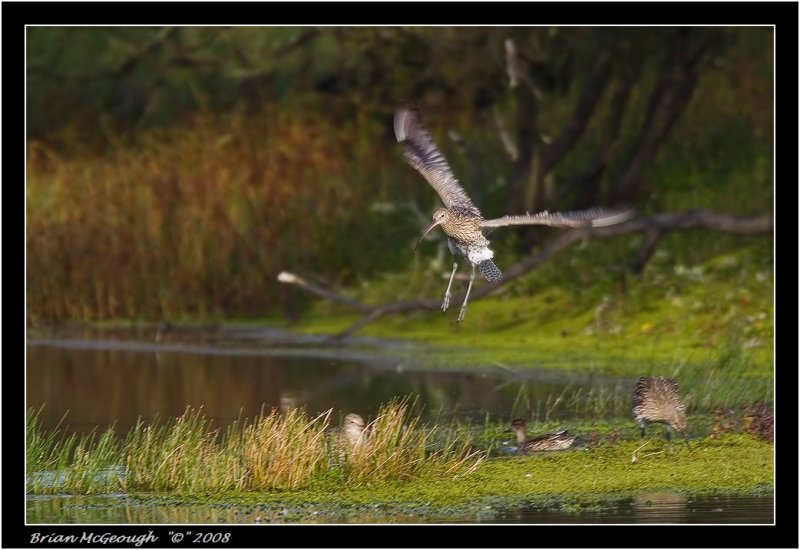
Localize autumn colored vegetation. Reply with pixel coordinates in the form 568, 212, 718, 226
26, 27, 773, 324
27, 398, 483, 494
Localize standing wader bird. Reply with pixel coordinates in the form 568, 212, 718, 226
394, 107, 633, 322
632, 376, 691, 450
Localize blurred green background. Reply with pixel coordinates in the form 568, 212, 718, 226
26, 26, 773, 326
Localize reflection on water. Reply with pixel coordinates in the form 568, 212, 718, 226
633, 491, 688, 523
489, 493, 773, 524
26, 493, 773, 524
25, 332, 773, 526
26, 336, 628, 436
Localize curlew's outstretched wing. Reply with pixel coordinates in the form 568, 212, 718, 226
481, 207, 633, 229
394, 107, 480, 215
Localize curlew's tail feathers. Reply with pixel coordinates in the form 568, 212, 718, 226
479, 260, 503, 282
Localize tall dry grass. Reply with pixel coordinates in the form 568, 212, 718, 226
241, 408, 332, 490
122, 406, 333, 493
27, 400, 483, 495
335, 397, 484, 486
26, 107, 395, 324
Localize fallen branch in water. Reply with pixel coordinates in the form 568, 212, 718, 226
278, 209, 772, 340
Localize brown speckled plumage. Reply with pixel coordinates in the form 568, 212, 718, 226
508, 419, 577, 453
632, 377, 689, 444
342, 413, 368, 447
394, 106, 633, 322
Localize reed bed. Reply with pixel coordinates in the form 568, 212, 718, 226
241, 408, 332, 491
27, 408, 122, 494
26, 107, 402, 324
336, 398, 483, 486
26, 400, 484, 495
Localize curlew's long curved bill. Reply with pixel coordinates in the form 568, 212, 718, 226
394, 107, 481, 216
481, 207, 634, 229
414, 218, 443, 251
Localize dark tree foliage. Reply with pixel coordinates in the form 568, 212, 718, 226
26, 27, 749, 204
25, 27, 773, 321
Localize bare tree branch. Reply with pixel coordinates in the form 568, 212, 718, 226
233, 28, 320, 85
549, 63, 638, 208
612, 29, 719, 201
504, 34, 546, 215
115, 27, 179, 79
27, 27, 179, 85
277, 272, 370, 313
278, 209, 772, 339
449, 129, 483, 206
492, 108, 519, 161
629, 228, 664, 275
542, 51, 613, 172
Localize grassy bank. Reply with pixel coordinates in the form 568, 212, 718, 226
181, 435, 772, 506
29, 239, 773, 411
279, 240, 774, 410
92, 434, 773, 523
27, 400, 482, 495
28, 399, 773, 515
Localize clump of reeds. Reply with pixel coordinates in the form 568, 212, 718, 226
27, 408, 122, 494
121, 406, 334, 493
123, 408, 242, 493
240, 407, 332, 490
335, 398, 484, 486
27, 399, 483, 495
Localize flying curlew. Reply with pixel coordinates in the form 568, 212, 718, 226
394, 106, 632, 322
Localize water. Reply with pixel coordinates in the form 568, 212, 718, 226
491, 493, 774, 524
26, 328, 629, 435
25, 328, 773, 525
26, 493, 773, 524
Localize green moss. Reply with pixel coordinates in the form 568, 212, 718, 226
134, 434, 772, 516
283, 244, 773, 396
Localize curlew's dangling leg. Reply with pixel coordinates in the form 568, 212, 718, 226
457, 264, 477, 322
442, 262, 458, 312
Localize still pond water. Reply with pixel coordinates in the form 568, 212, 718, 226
25, 328, 773, 524
27, 493, 772, 524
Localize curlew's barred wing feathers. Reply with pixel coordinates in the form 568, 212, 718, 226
481, 207, 633, 229
394, 107, 480, 215
632, 376, 685, 412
